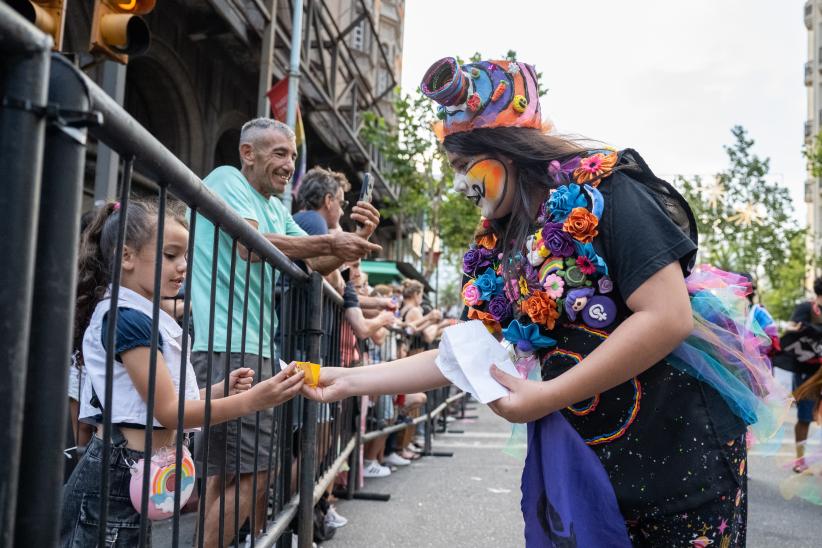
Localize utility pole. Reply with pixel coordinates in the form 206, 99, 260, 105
92, 61, 125, 207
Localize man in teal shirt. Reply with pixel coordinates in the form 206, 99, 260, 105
191, 118, 380, 546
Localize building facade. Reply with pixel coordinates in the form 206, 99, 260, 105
806, 0, 822, 281
58, 0, 409, 258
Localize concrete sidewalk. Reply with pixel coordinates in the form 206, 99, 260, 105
325, 402, 525, 547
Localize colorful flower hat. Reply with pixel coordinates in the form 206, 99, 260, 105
420, 57, 543, 138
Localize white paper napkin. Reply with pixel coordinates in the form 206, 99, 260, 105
435, 321, 520, 403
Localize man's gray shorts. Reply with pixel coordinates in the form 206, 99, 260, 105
192, 351, 276, 476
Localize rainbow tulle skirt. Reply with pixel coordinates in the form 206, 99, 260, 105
669, 265, 792, 443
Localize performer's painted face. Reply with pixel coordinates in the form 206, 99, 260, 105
448, 153, 515, 219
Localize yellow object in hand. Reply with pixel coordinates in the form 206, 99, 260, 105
294, 361, 321, 388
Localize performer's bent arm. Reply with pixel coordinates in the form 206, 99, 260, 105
304, 262, 691, 422
488, 261, 693, 422
302, 349, 449, 402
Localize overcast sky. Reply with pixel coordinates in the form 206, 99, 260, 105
400, 0, 807, 222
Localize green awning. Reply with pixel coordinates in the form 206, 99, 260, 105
360, 260, 402, 285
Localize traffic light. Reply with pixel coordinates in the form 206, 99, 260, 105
8, 1, 66, 50
90, 0, 156, 64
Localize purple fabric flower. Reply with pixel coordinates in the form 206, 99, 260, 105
547, 156, 581, 184
488, 295, 513, 322
542, 222, 576, 258
463, 247, 493, 275
598, 276, 614, 294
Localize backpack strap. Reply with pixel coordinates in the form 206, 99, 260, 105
614, 148, 699, 271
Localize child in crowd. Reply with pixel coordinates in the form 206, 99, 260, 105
60, 201, 304, 547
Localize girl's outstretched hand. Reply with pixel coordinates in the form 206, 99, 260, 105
487, 364, 552, 423
246, 362, 304, 411
301, 366, 350, 403
227, 367, 255, 395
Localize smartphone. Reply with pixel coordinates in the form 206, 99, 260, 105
359, 172, 374, 204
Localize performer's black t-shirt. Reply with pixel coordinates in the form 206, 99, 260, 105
463, 171, 747, 516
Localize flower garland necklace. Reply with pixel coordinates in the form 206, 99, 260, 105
461, 150, 619, 366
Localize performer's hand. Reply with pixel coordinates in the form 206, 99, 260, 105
487, 364, 551, 423
301, 366, 351, 403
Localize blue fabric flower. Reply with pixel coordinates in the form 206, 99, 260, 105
502, 320, 556, 352
474, 268, 504, 301
574, 242, 608, 276
548, 184, 587, 222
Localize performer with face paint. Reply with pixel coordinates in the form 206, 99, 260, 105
302, 56, 786, 547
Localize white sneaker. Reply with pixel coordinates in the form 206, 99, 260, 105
383, 452, 411, 466
325, 505, 348, 528
413, 435, 425, 447
363, 459, 391, 478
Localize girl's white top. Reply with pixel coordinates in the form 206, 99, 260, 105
80, 286, 201, 429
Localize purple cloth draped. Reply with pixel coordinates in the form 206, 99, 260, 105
521, 413, 631, 547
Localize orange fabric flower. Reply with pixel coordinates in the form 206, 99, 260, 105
476, 232, 498, 250
467, 307, 502, 333
573, 152, 617, 186
520, 290, 560, 330
563, 207, 599, 243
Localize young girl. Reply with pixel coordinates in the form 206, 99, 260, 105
61, 201, 304, 547
302, 57, 783, 547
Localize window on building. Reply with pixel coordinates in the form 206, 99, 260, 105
350, 10, 372, 54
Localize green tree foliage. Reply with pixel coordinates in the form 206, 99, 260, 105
677, 126, 807, 319
360, 92, 480, 274
761, 230, 809, 321
803, 129, 822, 178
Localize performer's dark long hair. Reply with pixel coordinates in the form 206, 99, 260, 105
443, 127, 589, 281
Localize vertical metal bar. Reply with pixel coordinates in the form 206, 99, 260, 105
218, 239, 239, 548
257, 0, 280, 117
98, 156, 133, 548
279, 273, 293, 546
250, 259, 266, 547
236, 253, 254, 547
282, 0, 305, 210
139, 184, 168, 546
92, 61, 126, 207
13, 53, 88, 548
262, 269, 280, 535
172, 209, 197, 548
196, 226, 222, 548
0, 26, 49, 545
298, 272, 323, 547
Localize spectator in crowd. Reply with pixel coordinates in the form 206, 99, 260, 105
786, 277, 822, 473
399, 280, 443, 350
293, 167, 395, 339
190, 118, 380, 546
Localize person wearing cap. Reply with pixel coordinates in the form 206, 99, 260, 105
301, 57, 761, 546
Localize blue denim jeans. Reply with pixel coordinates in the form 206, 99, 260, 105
61, 435, 150, 547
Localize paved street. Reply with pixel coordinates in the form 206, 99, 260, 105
326, 402, 524, 547
154, 374, 822, 547
329, 393, 822, 547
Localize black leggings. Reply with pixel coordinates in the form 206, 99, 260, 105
625, 435, 747, 547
